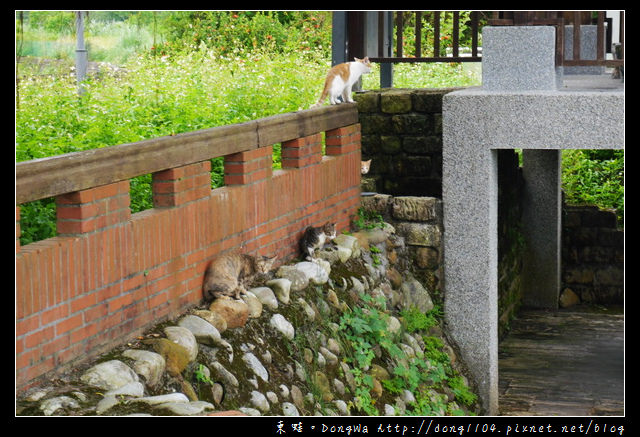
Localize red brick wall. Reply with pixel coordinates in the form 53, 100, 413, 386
15, 124, 361, 391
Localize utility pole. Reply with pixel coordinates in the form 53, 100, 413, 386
75, 11, 88, 95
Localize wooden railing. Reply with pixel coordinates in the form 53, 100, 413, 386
16, 104, 358, 205
368, 11, 624, 68
16, 102, 363, 390
489, 11, 624, 68
369, 11, 484, 64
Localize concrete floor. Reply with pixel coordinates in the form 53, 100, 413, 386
498, 307, 624, 416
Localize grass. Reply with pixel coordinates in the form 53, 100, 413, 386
15, 16, 621, 244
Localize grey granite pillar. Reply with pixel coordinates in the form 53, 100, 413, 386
521, 150, 562, 309
482, 26, 561, 91
564, 25, 606, 75
442, 25, 623, 415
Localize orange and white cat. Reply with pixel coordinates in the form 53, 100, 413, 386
311, 57, 372, 107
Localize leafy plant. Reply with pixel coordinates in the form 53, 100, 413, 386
400, 305, 442, 333
562, 150, 624, 226
193, 363, 213, 385
352, 207, 385, 231
448, 375, 477, 407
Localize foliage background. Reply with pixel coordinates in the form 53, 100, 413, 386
16, 11, 622, 245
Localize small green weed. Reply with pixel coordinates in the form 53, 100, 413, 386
352, 207, 385, 231
400, 305, 442, 333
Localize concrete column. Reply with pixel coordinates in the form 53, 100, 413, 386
521, 150, 562, 309
482, 26, 561, 91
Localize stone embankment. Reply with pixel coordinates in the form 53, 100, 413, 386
17, 197, 479, 417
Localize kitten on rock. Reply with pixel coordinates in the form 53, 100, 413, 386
203, 252, 277, 302
300, 222, 337, 261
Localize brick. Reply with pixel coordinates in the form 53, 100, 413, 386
55, 314, 83, 335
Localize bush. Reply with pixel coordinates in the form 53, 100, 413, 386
562, 150, 624, 226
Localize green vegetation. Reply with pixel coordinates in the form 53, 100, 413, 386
562, 150, 624, 227
15, 11, 622, 245
352, 207, 386, 231
338, 295, 476, 415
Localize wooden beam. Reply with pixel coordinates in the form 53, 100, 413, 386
16, 104, 359, 204
370, 56, 482, 63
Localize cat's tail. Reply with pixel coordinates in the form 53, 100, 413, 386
310, 78, 331, 109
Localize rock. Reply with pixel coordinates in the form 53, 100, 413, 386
179, 315, 234, 362
164, 326, 198, 362
369, 364, 390, 381
250, 391, 270, 413
400, 278, 434, 313
354, 91, 380, 112
336, 247, 353, 263
297, 297, 316, 321
178, 315, 222, 346
239, 407, 262, 416
332, 378, 346, 396
334, 234, 360, 257
282, 402, 300, 416
392, 196, 440, 221
349, 276, 366, 295
266, 391, 278, 404
132, 393, 189, 405
387, 316, 402, 334
413, 246, 439, 269
560, 288, 581, 308
96, 395, 121, 415
319, 346, 338, 366
341, 362, 356, 392
209, 298, 250, 329
290, 384, 305, 411
40, 396, 80, 416
313, 371, 333, 402
242, 352, 269, 383
80, 360, 139, 391
211, 383, 224, 405
143, 338, 191, 377
192, 309, 228, 333
249, 287, 279, 310
370, 378, 383, 398
267, 279, 292, 304
326, 289, 341, 309
211, 361, 239, 387
381, 90, 412, 114
327, 338, 341, 356
334, 399, 349, 415
242, 291, 264, 318
396, 222, 441, 247
106, 381, 145, 397
279, 384, 290, 399
270, 313, 295, 340
276, 266, 309, 291
295, 261, 329, 285
384, 404, 396, 416
155, 400, 215, 415
402, 389, 416, 404
122, 349, 166, 389
361, 223, 396, 244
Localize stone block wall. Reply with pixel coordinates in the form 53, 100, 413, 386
354, 88, 461, 197
561, 204, 624, 305
360, 194, 443, 300
497, 150, 525, 339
